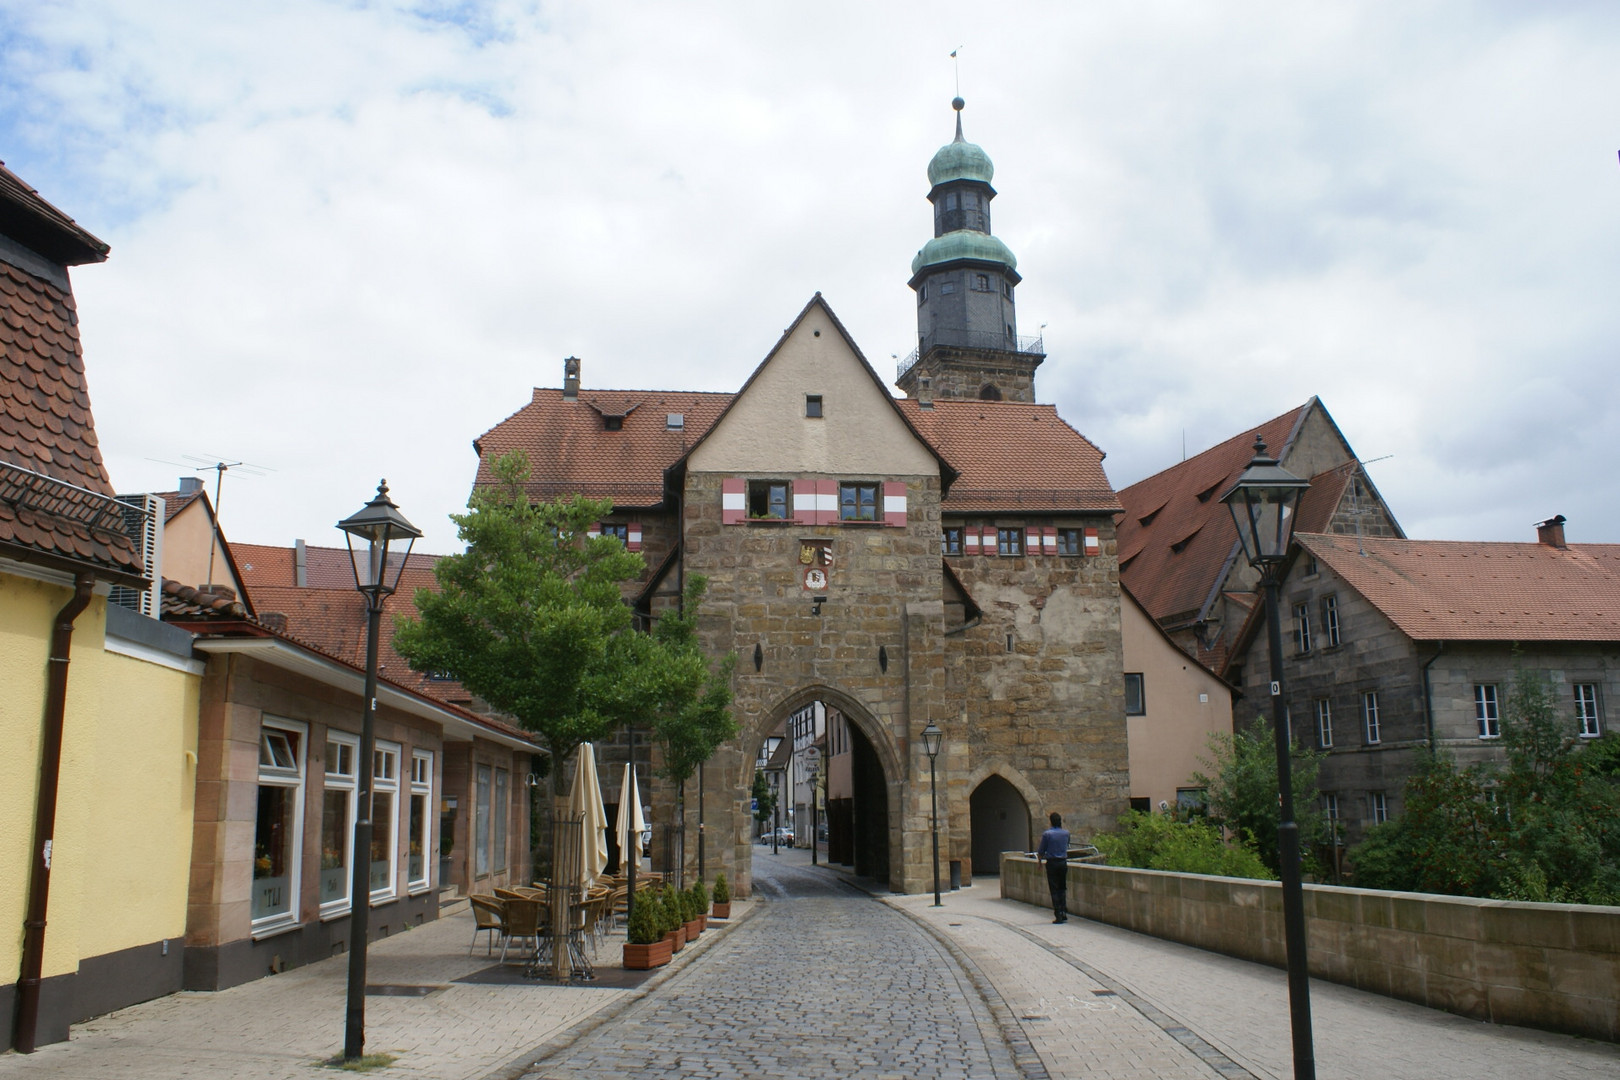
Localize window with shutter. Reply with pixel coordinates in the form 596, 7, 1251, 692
722, 478, 746, 525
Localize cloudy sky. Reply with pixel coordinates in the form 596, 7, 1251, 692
4, 2, 1618, 556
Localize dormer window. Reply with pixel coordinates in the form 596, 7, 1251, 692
666, 413, 684, 430
603, 415, 623, 431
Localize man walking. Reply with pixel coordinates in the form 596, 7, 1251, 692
1036, 811, 1070, 923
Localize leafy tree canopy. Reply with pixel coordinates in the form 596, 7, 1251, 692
641, 576, 738, 786
394, 450, 725, 779
1192, 724, 1324, 876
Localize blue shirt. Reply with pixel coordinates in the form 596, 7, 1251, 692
1036, 826, 1070, 861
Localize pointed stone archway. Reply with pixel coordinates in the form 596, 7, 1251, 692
964, 763, 1041, 876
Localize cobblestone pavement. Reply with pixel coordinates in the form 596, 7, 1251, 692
516, 853, 1023, 1080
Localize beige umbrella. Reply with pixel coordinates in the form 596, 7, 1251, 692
565, 743, 609, 891
616, 763, 645, 871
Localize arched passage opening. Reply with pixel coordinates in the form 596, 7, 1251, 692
742, 687, 895, 888
970, 774, 1030, 875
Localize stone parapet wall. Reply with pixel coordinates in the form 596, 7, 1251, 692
1001, 855, 1620, 1042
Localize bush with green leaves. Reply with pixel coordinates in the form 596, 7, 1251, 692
712, 872, 730, 904
1192, 726, 1324, 876
690, 879, 709, 915
1093, 809, 1275, 880
625, 893, 662, 945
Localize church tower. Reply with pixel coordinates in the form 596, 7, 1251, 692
896, 97, 1044, 404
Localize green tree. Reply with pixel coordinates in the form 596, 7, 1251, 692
393, 450, 726, 805
1192, 725, 1324, 876
751, 769, 776, 827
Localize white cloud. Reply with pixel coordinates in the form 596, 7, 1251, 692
2, 0, 1617, 555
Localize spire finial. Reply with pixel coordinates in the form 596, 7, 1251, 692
950, 46, 966, 141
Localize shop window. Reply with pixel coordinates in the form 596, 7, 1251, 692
371, 743, 400, 900
408, 750, 433, 892
475, 765, 492, 878
494, 767, 510, 873
320, 733, 358, 915
253, 719, 306, 933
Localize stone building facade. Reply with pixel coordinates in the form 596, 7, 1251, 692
1229, 523, 1620, 854
472, 104, 1131, 895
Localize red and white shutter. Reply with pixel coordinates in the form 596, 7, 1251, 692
627, 522, 642, 551
792, 479, 816, 524
1084, 527, 1101, 556
722, 478, 745, 525
983, 525, 999, 555
586, 522, 602, 539
816, 479, 838, 525
883, 482, 907, 527
964, 526, 981, 555
1041, 526, 1057, 554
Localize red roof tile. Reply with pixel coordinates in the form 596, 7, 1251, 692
896, 400, 1119, 512
1298, 533, 1620, 642
1116, 402, 1311, 624
475, 388, 732, 507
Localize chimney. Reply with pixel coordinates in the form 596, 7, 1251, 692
1535, 515, 1567, 548
258, 612, 288, 633
563, 356, 581, 401
295, 539, 308, 587
917, 376, 934, 409
178, 476, 204, 495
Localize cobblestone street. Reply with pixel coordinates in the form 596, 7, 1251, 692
519, 855, 1021, 1080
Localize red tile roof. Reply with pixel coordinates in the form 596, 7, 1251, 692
896, 400, 1119, 512
1116, 402, 1312, 625
234, 540, 441, 592
0, 201, 139, 579
475, 388, 733, 507
1298, 533, 1620, 642
154, 488, 204, 523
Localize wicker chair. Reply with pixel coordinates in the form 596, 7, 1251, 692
469, 894, 504, 957
499, 897, 547, 964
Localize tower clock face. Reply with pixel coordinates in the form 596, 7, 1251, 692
803, 567, 827, 591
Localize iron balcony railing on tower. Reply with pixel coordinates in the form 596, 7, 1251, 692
896, 330, 1045, 381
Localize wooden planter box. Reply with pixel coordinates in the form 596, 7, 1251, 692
666, 927, 686, 952
684, 917, 703, 939
623, 938, 672, 970
712, 901, 731, 919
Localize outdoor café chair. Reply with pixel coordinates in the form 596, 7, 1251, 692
499, 897, 546, 964
469, 894, 504, 957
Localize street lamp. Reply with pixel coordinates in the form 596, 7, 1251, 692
337, 480, 421, 1063
1220, 436, 1315, 1080
921, 720, 943, 907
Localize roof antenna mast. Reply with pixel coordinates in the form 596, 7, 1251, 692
181, 454, 272, 588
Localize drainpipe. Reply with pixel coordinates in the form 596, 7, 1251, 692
1421, 641, 1445, 753
14, 573, 96, 1053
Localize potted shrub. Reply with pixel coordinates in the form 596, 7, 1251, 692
689, 879, 710, 933
622, 892, 672, 970
711, 873, 731, 919
658, 887, 686, 952
681, 884, 703, 939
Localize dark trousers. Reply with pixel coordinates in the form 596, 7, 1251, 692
1045, 858, 1068, 918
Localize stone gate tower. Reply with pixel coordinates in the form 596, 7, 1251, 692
897, 97, 1045, 405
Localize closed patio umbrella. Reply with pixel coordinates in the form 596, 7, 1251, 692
566, 743, 609, 891
616, 763, 645, 871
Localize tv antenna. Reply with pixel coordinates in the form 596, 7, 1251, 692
148, 454, 274, 587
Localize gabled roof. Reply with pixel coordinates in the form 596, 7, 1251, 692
475, 387, 732, 508
897, 399, 1118, 513
667, 294, 957, 492
234, 540, 440, 591
1297, 532, 1620, 642
1116, 401, 1313, 625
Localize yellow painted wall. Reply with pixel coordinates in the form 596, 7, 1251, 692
1, 570, 200, 984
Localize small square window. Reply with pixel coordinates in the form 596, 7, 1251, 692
748, 480, 790, 520
1056, 528, 1080, 556
939, 280, 956, 295
805, 395, 823, 418
602, 415, 623, 431
1124, 673, 1145, 716
666, 413, 684, 430
941, 526, 963, 556
839, 483, 878, 521
997, 527, 1024, 556
974, 273, 990, 291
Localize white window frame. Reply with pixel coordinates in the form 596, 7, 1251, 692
1575, 684, 1602, 738
1323, 793, 1339, 822
408, 750, 434, 894
370, 741, 401, 903
319, 732, 359, 919
1124, 673, 1146, 716
1475, 684, 1501, 739
1371, 791, 1389, 825
1316, 699, 1333, 748
997, 526, 1025, 557
252, 718, 307, 937
1293, 603, 1312, 654
1362, 691, 1381, 745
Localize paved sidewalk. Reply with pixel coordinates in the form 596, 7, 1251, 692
883, 877, 1620, 1080
0, 896, 755, 1080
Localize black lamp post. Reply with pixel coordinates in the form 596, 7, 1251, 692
921, 720, 943, 907
337, 481, 421, 1063
1220, 436, 1315, 1080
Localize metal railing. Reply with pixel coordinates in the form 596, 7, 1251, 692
0, 460, 143, 535
896, 330, 1046, 381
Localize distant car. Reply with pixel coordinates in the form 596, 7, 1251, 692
758, 827, 794, 846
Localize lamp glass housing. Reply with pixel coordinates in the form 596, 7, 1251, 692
337, 480, 422, 600
921, 721, 944, 760
1219, 439, 1311, 568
